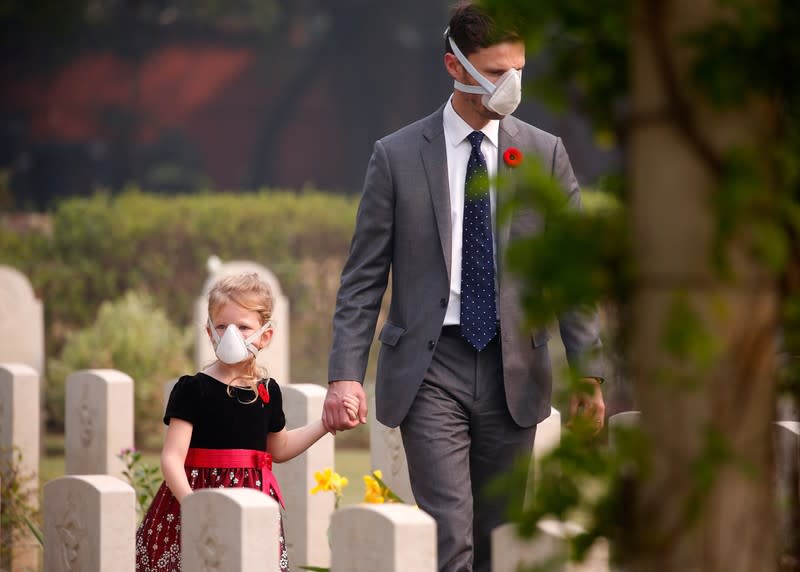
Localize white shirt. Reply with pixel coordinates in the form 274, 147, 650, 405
442, 97, 499, 326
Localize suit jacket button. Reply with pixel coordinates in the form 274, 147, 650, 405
428, 340, 435, 350
439, 298, 447, 308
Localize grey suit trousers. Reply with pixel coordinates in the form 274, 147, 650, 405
400, 327, 536, 572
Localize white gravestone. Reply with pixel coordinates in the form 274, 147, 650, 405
0, 266, 45, 375
525, 407, 563, 504
369, 391, 415, 505
0, 363, 41, 571
608, 411, 642, 451
272, 384, 335, 568
0, 363, 39, 490
775, 421, 800, 567
65, 369, 134, 479
194, 260, 290, 384
330, 504, 437, 572
182, 488, 281, 572
162, 378, 178, 438
492, 519, 609, 572
43, 475, 135, 572
534, 407, 563, 460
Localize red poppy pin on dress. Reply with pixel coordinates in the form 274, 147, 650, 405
503, 147, 523, 167
257, 382, 270, 404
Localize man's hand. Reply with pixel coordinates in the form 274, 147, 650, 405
568, 378, 606, 434
323, 380, 367, 434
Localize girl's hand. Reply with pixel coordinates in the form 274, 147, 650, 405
342, 395, 360, 421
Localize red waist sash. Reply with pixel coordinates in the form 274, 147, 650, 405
184, 448, 284, 508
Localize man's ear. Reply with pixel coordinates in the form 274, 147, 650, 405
444, 52, 462, 80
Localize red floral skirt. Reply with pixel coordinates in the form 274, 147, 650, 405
135, 466, 289, 571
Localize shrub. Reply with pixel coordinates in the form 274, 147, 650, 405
47, 290, 192, 447
0, 448, 41, 566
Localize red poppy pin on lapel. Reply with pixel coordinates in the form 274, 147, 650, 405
257, 382, 270, 404
503, 147, 523, 167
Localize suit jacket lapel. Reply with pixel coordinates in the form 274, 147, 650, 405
421, 108, 452, 281
497, 117, 520, 279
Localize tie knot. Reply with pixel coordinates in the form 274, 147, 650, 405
467, 131, 484, 150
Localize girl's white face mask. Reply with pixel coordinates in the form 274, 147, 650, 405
447, 34, 522, 117
208, 318, 271, 364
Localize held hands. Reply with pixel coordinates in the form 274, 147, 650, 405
322, 380, 367, 435
568, 377, 606, 435
342, 395, 360, 422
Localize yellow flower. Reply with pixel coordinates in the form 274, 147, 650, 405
331, 473, 348, 495
363, 472, 385, 504
311, 468, 348, 496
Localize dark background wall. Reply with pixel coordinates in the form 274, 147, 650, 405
0, 0, 618, 210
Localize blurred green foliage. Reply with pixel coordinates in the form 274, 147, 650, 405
480, 0, 800, 568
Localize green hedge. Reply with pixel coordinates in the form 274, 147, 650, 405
0, 189, 360, 429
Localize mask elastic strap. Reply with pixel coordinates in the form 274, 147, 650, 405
208, 317, 221, 344
245, 320, 273, 356
448, 36, 496, 95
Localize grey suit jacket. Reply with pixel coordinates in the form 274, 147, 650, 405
328, 105, 604, 428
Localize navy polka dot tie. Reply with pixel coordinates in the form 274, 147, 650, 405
460, 131, 497, 351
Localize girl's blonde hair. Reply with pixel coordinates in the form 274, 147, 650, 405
208, 272, 274, 397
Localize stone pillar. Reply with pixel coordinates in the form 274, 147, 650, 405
525, 407, 563, 502
492, 519, 609, 572
608, 411, 642, 451
182, 488, 281, 572
0, 266, 45, 375
194, 261, 290, 384
272, 383, 334, 568
65, 369, 134, 479
0, 363, 41, 571
43, 475, 135, 572
775, 421, 800, 568
162, 378, 178, 436
330, 504, 436, 572
369, 390, 415, 505
533, 407, 563, 460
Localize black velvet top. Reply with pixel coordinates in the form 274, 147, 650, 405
163, 372, 286, 451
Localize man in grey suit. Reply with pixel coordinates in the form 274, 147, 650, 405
323, 3, 605, 571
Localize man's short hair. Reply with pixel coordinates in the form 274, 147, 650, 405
444, 1, 522, 56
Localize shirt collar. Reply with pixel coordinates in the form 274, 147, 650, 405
443, 97, 499, 150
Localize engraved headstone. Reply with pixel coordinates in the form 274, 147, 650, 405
0, 363, 41, 571
272, 384, 335, 568
330, 504, 436, 572
43, 475, 135, 572
182, 488, 281, 572
65, 369, 134, 479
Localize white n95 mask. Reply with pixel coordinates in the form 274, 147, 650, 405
208, 318, 271, 364
447, 34, 522, 116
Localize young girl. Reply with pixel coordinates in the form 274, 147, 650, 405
135, 272, 351, 572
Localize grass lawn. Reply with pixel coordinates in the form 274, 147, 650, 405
40, 433, 371, 507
